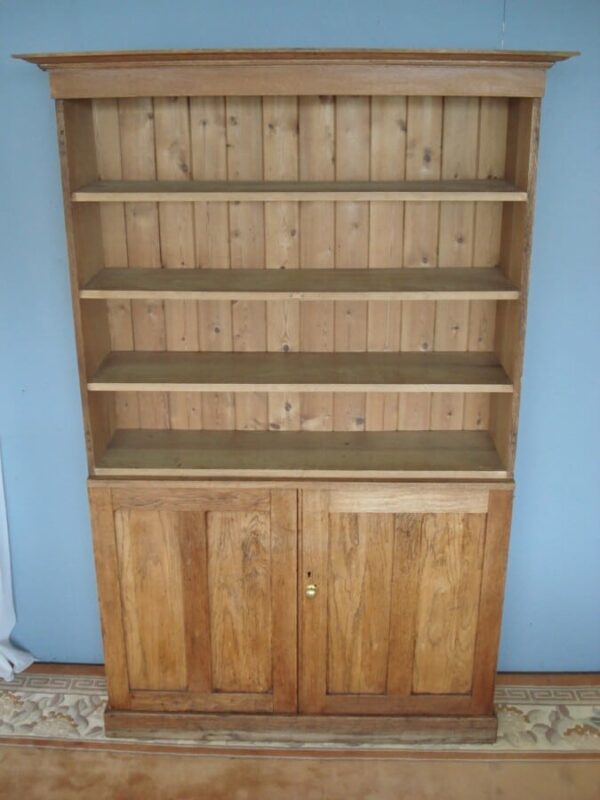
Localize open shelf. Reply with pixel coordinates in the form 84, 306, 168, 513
72, 179, 527, 203
95, 429, 507, 479
80, 266, 520, 301
88, 351, 513, 393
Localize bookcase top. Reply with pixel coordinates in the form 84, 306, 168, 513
14, 48, 577, 70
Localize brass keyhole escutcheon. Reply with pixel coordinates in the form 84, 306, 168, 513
305, 583, 318, 599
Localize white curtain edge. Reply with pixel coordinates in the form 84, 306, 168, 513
0, 444, 34, 682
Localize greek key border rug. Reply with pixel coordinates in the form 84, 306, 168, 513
1, 674, 599, 754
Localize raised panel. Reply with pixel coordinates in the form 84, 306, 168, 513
114, 508, 189, 691
412, 513, 486, 694
327, 513, 394, 694
95, 486, 297, 712
206, 511, 272, 693
300, 487, 499, 715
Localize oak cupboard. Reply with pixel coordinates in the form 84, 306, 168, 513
17, 48, 575, 744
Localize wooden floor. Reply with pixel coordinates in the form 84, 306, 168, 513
1, 745, 598, 800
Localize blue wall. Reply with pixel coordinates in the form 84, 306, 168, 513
1, 0, 598, 669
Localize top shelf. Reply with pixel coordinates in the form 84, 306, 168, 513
72, 179, 528, 203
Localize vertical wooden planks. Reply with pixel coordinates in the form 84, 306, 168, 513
118, 98, 169, 429
92, 99, 138, 429
226, 97, 268, 430
327, 513, 394, 694
432, 97, 480, 431
412, 513, 486, 695
366, 96, 406, 430
263, 97, 301, 431
465, 98, 509, 430
399, 96, 442, 430
154, 96, 201, 430
190, 96, 235, 430
206, 511, 272, 693
115, 509, 188, 691
298, 96, 335, 432
334, 96, 370, 431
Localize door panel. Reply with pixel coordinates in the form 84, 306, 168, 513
207, 510, 272, 693
327, 513, 394, 695
91, 486, 297, 713
412, 513, 486, 694
300, 487, 512, 716
114, 508, 191, 691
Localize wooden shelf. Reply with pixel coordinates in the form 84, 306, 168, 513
72, 179, 527, 203
95, 429, 507, 479
88, 352, 513, 393
80, 267, 520, 301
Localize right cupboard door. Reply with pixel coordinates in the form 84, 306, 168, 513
300, 486, 512, 716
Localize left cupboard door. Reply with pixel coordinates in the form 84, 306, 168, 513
88, 484, 298, 714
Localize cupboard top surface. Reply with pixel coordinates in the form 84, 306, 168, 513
14, 48, 577, 69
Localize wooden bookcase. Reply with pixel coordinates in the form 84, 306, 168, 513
18, 49, 574, 743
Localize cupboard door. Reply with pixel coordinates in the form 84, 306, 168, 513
90, 485, 297, 713
300, 486, 512, 716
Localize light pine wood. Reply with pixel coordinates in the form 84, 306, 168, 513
91, 98, 139, 430
491, 98, 541, 471
118, 97, 170, 430
19, 50, 572, 106
333, 97, 370, 432
57, 101, 114, 468
366, 95, 406, 431
88, 351, 513, 393
430, 96, 480, 432
298, 95, 335, 433
226, 96, 268, 432
153, 96, 201, 431
95, 429, 507, 479
399, 95, 442, 431
72, 178, 527, 202
263, 96, 301, 432
80, 265, 519, 300
24, 49, 573, 742
190, 95, 235, 431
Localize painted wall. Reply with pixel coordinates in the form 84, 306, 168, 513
0, 0, 598, 669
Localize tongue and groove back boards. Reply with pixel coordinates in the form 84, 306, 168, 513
85, 93, 511, 436
30, 48, 572, 477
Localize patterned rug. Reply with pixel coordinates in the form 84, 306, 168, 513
1, 673, 599, 753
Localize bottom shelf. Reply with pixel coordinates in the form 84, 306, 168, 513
95, 429, 506, 479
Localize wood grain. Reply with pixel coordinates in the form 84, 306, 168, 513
327, 513, 394, 694
72, 178, 527, 202
88, 351, 513, 393
412, 513, 486, 694
114, 508, 188, 691
81, 265, 520, 300
96, 429, 507, 478
206, 511, 272, 693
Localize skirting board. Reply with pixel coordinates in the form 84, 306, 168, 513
104, 709, 498, 745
